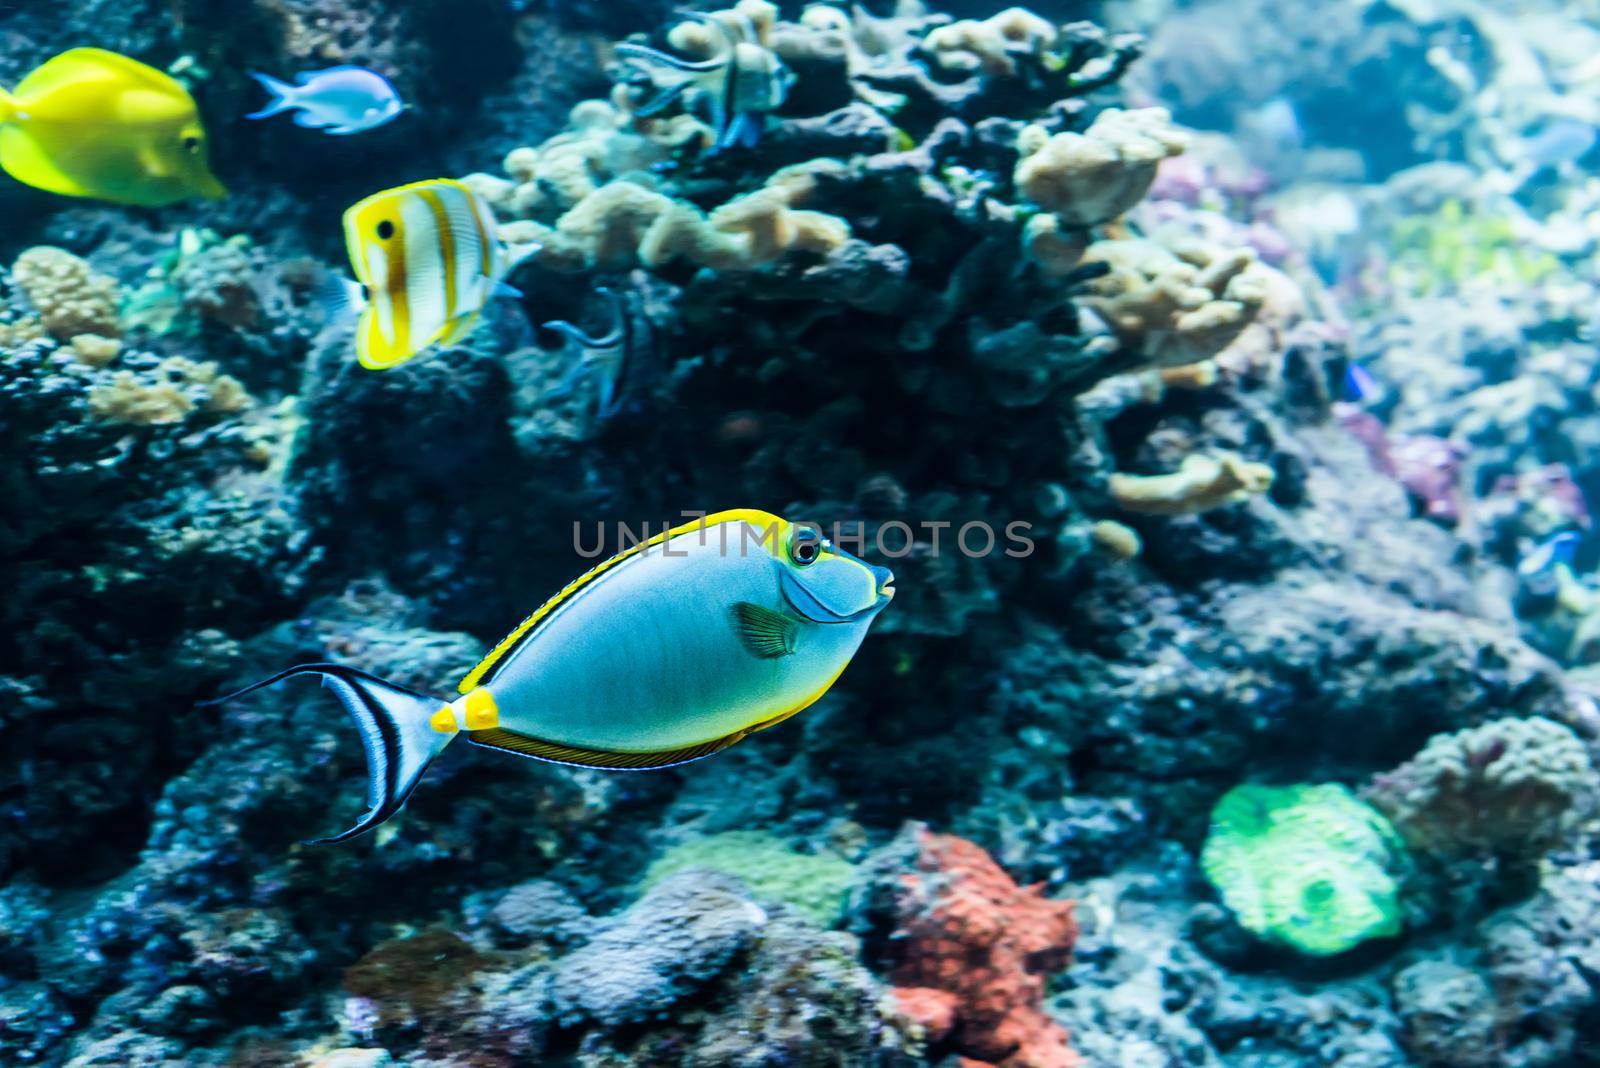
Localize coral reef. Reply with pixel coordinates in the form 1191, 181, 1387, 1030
1078, 237, 1276, 368
1016, 107, 1188, 226
1366, 716, 1595, 867
507, 163, 853, 272
5, 0, 1600, 1065
1199, 784, 1408, 957
12, 246, 120, 340
641, 830, 857, 928
856, 825, 1081, 1068
551, 870, 768, 1027
1109, 450, 1275, 516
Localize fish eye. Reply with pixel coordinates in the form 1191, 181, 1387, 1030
376, 220, 396, 241
789, 528, 823, 567
182, 135, 201, 153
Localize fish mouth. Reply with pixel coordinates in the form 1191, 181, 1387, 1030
879, 578, 895, 600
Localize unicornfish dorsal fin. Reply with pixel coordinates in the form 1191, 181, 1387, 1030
731, 601, 799, 658
201, 663, 454, 844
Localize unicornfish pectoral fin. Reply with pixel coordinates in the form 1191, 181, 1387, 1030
731, 601, 799, 658
200, 663, 456, 844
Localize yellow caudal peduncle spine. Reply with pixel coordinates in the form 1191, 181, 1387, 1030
430, 687, 501, 733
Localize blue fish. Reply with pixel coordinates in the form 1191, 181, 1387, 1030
1520, 118, 1596, 170
1343, 362, 1378, 402
247, 67, 404, 136
1519, 531, 1581, 578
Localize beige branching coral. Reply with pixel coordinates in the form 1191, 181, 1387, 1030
501, 163, 851, 273
1078, 238, 1274, 368
924, 7, 1058, 76
88, 357, 253, 426
1016, 108, 1188, 227
12, 247, 121, 340
667, 0, 779, 55
0, 317, 45, 350
69, 335, 122, 368
464, 96, 712, 224
1109, 452, 1275, 516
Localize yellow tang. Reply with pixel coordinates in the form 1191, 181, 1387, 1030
208, 510, 896, 843
342, 178, 538, 371
0, 48, 225, 207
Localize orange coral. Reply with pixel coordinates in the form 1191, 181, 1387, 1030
887, 828, 1081, 1068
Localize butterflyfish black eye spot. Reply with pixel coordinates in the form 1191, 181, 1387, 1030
376, 220, 396, 241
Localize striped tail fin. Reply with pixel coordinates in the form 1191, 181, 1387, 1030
202, 663, 456, 844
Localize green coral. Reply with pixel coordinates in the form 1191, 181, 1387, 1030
641, 832, 855, 928
1200, 784, 1408, 957
123, 228, 259, 337
1386, 198, 1559, 297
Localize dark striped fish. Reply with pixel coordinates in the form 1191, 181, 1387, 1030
341, 178, 538, 370
615, 11, 794, 151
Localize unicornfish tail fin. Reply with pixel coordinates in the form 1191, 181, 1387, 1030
245, 72, 298, 120
201, 663, 456, 844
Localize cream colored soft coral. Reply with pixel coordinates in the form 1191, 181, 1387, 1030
1109, 452, 1275, 517
12, 247, 120, 339
87, 357, 252, 426
668, 0, 779, 55
1015, 108, 1188, 227
479, 97, 709, 225
924, 7, 1058, 76
505, 163, 851, 273
1078, 237, 1275, 368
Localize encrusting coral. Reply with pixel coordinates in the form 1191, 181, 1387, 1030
11, 246, 120, 340
551, 870, 769, 1028
1109, 450, 1275, 516
1365, 716, 1596, 866
641, 830, 857, 928
1200, 784, 1408, 958
856, 824, 1081, 1068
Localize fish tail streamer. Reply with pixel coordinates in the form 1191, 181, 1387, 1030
200, 663, 456, 843
245, 72, 297, 120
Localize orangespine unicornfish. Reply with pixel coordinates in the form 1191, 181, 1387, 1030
0, 48, 226, 207
333, 178, 540, 370
206, 510, 894, 844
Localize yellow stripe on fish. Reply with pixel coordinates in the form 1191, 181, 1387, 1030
204, 509, 896, 844
342, 178, 533, 371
